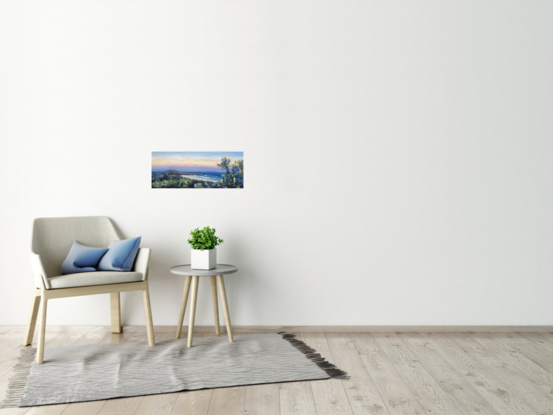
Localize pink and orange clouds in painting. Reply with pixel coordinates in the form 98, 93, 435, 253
152, 151, 243, 174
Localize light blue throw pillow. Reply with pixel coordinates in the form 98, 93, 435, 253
97, 237, 141, 272
61, 241, 109, 275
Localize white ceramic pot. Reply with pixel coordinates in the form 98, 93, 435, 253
191, 248, 217, 270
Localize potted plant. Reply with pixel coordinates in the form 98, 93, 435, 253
188, 226, 223, 270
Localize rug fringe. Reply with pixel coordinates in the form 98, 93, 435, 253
278, 332, 350, 379
0, 348, 35, 408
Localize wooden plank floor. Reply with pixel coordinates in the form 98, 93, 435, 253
1, 327, 553, 414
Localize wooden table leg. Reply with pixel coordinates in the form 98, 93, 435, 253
210, 275, 220, 336
217, 274, 234, 343
187, 276, 199, 348
176, 275, 192, 339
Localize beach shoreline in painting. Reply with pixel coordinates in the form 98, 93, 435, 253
180, 174, 219, 183
152, 152, 244, 189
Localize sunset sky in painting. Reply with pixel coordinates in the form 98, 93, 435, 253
152, 151, 243, 174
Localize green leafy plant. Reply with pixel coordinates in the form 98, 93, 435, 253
187, 226, 223, 251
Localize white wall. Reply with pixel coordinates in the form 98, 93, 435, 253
1, 0, 552, 326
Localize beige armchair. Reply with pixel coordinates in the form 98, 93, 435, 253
24, 216, 155, 364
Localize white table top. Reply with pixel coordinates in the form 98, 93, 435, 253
170, 264, 238, 277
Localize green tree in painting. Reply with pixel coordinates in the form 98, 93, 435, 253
217, 157, 232, 174
219, 157, 244, 188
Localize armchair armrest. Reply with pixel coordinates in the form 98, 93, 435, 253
30, 252, 50, 289
133, 248, 151, 281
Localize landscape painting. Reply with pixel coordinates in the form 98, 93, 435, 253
152, 151, 244, 188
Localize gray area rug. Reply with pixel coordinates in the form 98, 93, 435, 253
1, 333, 347, 408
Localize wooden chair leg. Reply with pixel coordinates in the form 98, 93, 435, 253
36, 296, 48, 364
23, 289, 41, 346
210, 275, 220, 336
110, 292, 122, 334
142, 288, 155, 347
187, 276, 199, 348
176, 275, 192, 339
217, 275, 234, 343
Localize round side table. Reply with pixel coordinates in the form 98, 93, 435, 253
170, 264, 238, 348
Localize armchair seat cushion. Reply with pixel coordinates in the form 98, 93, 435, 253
48, 271, 143, 289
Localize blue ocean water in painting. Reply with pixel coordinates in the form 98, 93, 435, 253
181, 173, 221, 182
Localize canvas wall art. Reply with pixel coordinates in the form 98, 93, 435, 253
152, 152, 244, 188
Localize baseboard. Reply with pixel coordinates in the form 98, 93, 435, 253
130, 325, 553, 333
5, 325, 552, 333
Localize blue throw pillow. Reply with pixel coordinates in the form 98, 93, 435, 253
97, 237, 141, 272
61, 241, 109, 275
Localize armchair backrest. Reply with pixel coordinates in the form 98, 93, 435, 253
31, 216, 123, 278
